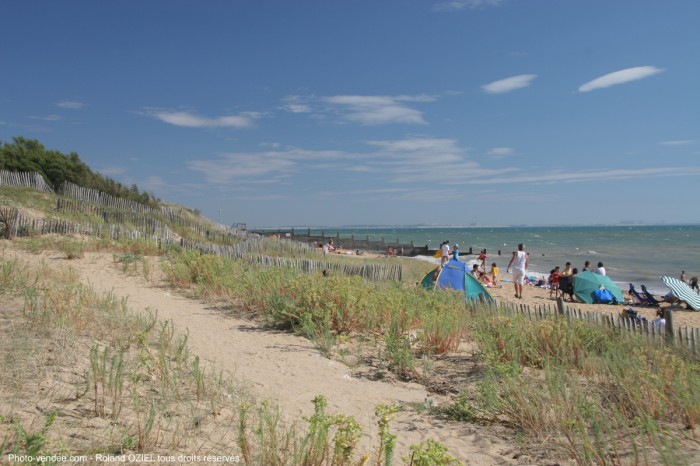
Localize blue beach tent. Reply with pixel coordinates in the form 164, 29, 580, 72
421, 259, 493, 302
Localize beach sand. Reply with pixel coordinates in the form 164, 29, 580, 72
2, 242, 699, 464
362, 248, 700, 329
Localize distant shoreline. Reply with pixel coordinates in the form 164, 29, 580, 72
253, 223, 700, 230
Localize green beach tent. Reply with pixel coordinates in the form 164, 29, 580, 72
574, 271, 624, 304
421, 259, 493, 302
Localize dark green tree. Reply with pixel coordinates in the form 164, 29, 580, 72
0, 136, 160, 206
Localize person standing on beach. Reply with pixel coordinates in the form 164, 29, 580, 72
452, 244, 460, 261
690, 276, 699, 294
549, 267, 561, 299
440, 240, 451, 266
490, 262, 499, 285
478, 250, 487, 272
680, 271, 686, 283
507, 243, 529, 299
561, 262, 573, 277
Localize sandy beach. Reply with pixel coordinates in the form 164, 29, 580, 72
363, 249, 700, 329
2, 242, 699, 464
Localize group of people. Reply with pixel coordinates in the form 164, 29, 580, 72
679, 271, 700, 293
548, 262, 578, 299
438, 241, 499, 286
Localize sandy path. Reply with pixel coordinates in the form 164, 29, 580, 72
6, 247, 523, 465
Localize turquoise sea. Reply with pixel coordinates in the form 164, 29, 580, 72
306, 225, 700, 295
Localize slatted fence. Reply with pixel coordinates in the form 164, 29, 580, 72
178, 237, 403, 282
0, 170, 54, 192
474, 299, 699, 354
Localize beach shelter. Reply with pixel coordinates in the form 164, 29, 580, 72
574, 271, 624, 304
661, 276, 700, 311
421, 259, 493, 302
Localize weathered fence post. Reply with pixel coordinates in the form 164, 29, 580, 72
666, 310, 674, 343
556, 297, 565, 315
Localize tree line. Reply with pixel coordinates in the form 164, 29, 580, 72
0, 136, 159, 206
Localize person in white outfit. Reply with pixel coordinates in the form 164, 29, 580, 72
506, 243, 529, 299
595, 262, 606, 276
653, 309, 666, 333
440, 240, 451, 266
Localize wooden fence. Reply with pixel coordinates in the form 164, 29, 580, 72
3, 171, 697, 349
178, 237, 402, 281
0, 170, 54, 192
7, 212, 169, 242
474, 298, 699, 354
58, 181, 237, 242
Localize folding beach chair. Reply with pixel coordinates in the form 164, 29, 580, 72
640, 285, 662, 306
629, 284, 652, 305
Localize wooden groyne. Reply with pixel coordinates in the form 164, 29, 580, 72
252, 228, 506, 257
253, 228, 429, 255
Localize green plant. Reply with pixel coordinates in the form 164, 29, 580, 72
300, 313, 336, 358
1, 412, 57, 459
191, 356, 206, 401
58, 239, 85, 259
132, 391, 157, 452
374, 403, 399, 466
383, 314, 414, 379
405, 439, 460, 466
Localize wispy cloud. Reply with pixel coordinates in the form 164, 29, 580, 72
471, 166, 700, 185
188, 148, 351, 184
659, 140, 695, 146
487, 147, 515, 156
187, 137, 700, 191
281, 95, 312, 113
365, 137, 512, 184
147, 110, 262, 129
482, 74, 537, 94
433, 0, 503, 11
578, 66, 664, 92
57, 100, 85, 109
28, 115, 62, 121
323, 95, 435, 125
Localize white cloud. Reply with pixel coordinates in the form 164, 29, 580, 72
487, 147, 515, 156
482, 74, 537, 94
57, 100, 85, 109
188, 148, 351, 184
433, 0, 503, 11
470, 166, 700, 185
29, 115, 62, 121
187, 137, 700, 190
659, 140, 695, 146
285, 104, 311, 113
578, 66, 664, 92
281, 95, 312, 113
148, 110, 262, 128
324, 95, 435, 125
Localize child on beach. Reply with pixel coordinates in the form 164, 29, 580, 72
549, 267, 561, 298
490, 263, 499, 285
478, 250, 487, 272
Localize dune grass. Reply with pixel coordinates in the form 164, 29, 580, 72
2, 179, 698, 464
159, 247, 700, 465
0, 247, 463, 465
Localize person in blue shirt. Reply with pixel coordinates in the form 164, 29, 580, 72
451, 244, 460, 261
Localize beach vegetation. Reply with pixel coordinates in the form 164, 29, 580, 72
2, 170, 699, 464
1, 137, 159, 205
156, 245, 700, 463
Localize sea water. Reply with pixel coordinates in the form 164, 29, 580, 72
307, 225, 700, 295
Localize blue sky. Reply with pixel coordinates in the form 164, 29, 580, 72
1, 0, 699, 228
